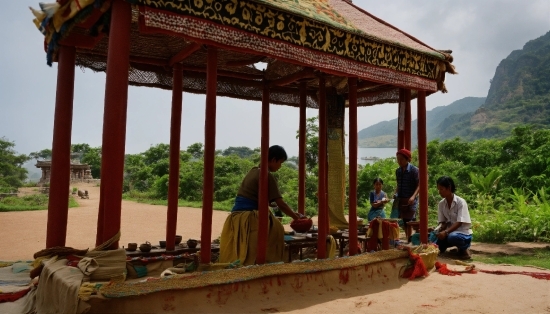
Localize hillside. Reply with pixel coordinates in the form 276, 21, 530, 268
359, 30, 550, 146
462, 31, 550, 139
358, 97, 485, 147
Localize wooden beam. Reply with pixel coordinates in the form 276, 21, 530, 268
169, 43, 201, 66
404, 89, 412, 150
348, 77, 359, 256
256, 81, 270, 264
46, 45, 75, 248
59, 33, 105, 49
397, 88, 405, 150
269, 68, 315, 87
417, 91, 428, 244
200, 46, 218, 264
166, 63, 183, 252
298, 82, 307, 216
98, 0, 132, 249
317, 76, 328, 259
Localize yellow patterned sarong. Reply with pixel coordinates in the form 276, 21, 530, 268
219, 210, 285, 266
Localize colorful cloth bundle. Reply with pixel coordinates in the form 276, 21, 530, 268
401, 246, 429, 280
435, 261, 477, 276
29, 0, 109, 65
366, 218, 400, 251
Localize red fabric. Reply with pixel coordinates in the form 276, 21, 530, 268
381, 220, 390, 250
401, 247, 429, 280
435, 261, 459, 276
435, 261, 477, 276
478, 269, 550, 280
0, 288, 31, 303
436, 262, 550, 279
367, 219, 379, 251
396, 148, 412, 160
66, 254, 82, 267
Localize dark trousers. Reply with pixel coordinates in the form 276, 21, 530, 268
436, 232, 473, 253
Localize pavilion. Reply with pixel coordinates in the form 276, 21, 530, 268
35, 160, 93, 184
32, 0, 455, 264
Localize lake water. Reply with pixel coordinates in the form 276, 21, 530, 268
346, 147, 396, 166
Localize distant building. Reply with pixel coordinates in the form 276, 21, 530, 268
35, 160, 93, 184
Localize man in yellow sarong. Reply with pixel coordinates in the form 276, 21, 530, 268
219, 145, 301, 265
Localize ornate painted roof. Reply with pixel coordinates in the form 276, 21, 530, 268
30, 0, 456, 107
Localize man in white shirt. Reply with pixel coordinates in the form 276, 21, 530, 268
435, 176, 473, 260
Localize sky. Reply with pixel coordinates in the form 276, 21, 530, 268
1, 0, 549, 159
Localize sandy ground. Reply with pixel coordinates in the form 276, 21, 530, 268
0, 183, 230, 260
1, 182, 550, 313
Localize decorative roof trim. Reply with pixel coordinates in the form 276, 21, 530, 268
129, 0, 443, 83
140, 7, 438, 92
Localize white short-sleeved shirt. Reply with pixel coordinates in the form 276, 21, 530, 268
437, 194, 472, 235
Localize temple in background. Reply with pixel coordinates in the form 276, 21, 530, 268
35, 154, 93, 185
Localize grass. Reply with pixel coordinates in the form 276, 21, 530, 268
472, 247, 550, 270
0, 194, 80, 212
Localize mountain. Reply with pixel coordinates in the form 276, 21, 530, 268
359, 30, 550, 146
438, 31, 550, 141
23, 160, 42, 182
358, 97, 485, 147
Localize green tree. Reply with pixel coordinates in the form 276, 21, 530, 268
221, 146, 258, 159
186, 143, 204, 159
124, 154, 150, 192
500, 126, 550, 191
178, 160, 205, 201
143, 144, 170, 166
29, 149, 52, 161
213, 155, 253, 201
296, 116, 319, 173
71, 143, 91, 162
0, 138, 30, 191
81, 147, 101, 178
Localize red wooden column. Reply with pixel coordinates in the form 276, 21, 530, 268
317, 77, 327, 259
200, 46, 217, 264
46, 45, 76, 248
417, 91, 428, 243
404, 89, 412, 151
347, 77, 359, 256
97, 0, 132, 248
298, 82, 307, 215
256, 82, 270, 264
397, 88, 405, 149
166, 64, 183, 251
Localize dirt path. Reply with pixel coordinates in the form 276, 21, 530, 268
1, 184, 550, 313
0, 182, 229, 260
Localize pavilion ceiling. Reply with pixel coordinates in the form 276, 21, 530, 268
33, 0, 456, 108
